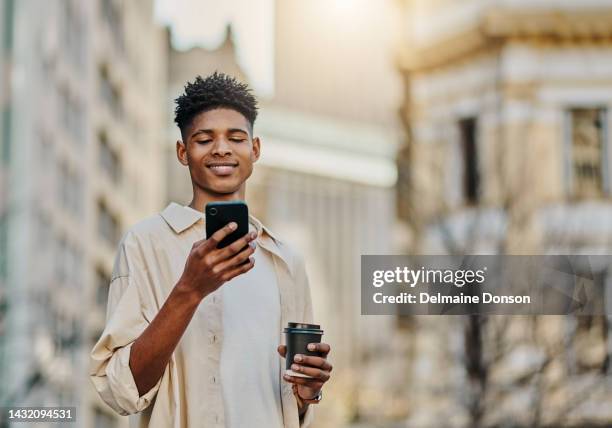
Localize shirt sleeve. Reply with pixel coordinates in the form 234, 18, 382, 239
294, 252, 316, 428
89, 232, 163, 415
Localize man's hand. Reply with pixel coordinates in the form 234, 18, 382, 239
177, 222, 258, 301
277, 343, 332, 413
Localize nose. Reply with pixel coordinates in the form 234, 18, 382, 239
211, 137, 232, 156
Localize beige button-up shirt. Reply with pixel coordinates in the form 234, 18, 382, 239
90, 202, 315, 427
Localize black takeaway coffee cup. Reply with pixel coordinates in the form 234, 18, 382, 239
283, 322, 324, 378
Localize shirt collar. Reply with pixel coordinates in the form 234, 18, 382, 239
159, 202, 283, 248
160, 202, 203, 234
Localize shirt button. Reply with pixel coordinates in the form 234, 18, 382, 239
211, 375, 216, 384
209, 334, 216, 344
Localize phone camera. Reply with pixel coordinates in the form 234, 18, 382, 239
209, 207, 218, 216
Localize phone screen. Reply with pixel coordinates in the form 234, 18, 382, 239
205, 201, 249, 249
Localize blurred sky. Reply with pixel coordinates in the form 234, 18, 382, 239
154, 0, 275, 97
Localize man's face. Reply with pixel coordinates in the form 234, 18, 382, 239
177, 108, 260, 196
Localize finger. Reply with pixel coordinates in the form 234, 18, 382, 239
290, 364, 330, 381
293, 354, 333, 372
220, 256, 255, 281
307, 342, 331, 356
291, 385, 322, 404
283, 374, 323, 388
215, 244, 255, 274
277, 345, 287, 358
191, 237, 208, 249
215, 231, 258, 261
204, 222, 238, 250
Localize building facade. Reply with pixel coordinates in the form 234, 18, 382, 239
398, 0, 612, 426
0, 1, 167, 427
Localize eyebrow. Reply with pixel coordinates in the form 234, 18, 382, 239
228, 128, 249, 135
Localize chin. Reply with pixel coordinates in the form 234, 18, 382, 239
214, 188, 240, 195
206, 183, 242, 195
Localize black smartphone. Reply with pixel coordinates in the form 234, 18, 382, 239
205, 201, 249, 249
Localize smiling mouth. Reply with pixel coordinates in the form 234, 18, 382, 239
207, 164, 238, 176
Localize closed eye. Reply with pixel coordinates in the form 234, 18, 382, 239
196, 140, 212, 144
230, 138, 246, 143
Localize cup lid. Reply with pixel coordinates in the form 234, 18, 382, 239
287, 322, 320, 330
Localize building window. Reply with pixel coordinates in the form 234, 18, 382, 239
60, 87, 85, 143
54, 235, 82, 286
97, 200, 120, 246
567, 108, 607, 199
57, 317, 80, 351
99, 66, 123, 118
68, 243, 82, 285
459, 118, 479, 204
58, 162, 83, 218
98, 132, 121, 184
63, 0, 85, 68
35, 209, 53, 278
100, 0, 124, 54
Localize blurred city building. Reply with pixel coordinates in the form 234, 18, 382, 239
397, 0, 612, 426
0, 0, 167, 427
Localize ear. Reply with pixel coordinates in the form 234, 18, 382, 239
176, 140, 189, 166
251, 137, 261, 163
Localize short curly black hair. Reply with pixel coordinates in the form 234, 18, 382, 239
174, 72, 258, 139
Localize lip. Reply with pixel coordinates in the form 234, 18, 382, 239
206, 163, 238, 176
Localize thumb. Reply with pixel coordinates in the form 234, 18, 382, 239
277, 345, 287, 358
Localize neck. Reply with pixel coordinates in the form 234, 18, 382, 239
188, 185, 246, 212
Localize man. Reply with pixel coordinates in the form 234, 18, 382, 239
90, 72, 332, 427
